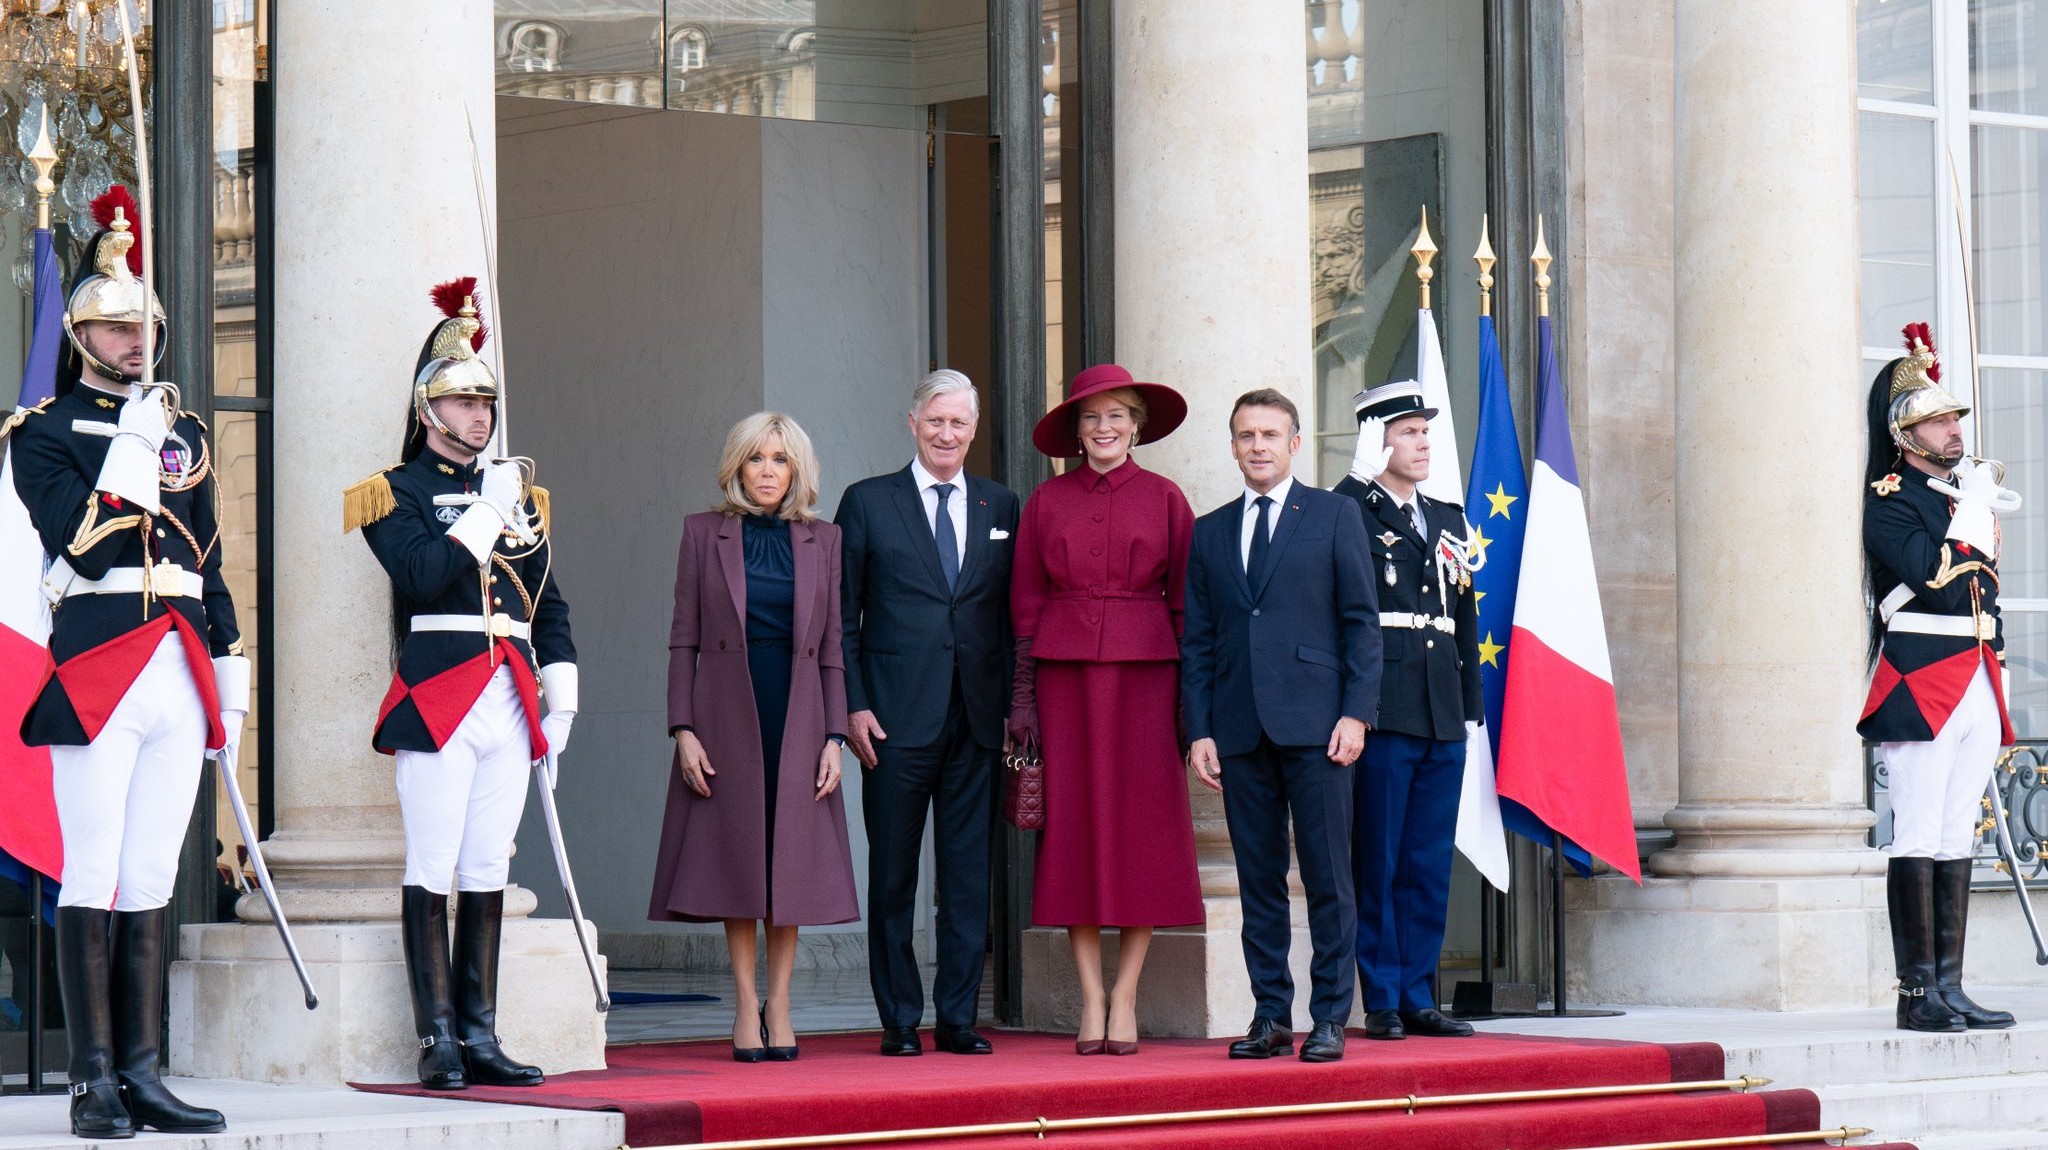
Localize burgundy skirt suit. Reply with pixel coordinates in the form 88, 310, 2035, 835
1012, 369, 1204, 928
648, 511, 859, 926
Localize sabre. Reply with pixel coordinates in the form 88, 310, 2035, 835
218, 744, 320, 1008
533, 754, 609, 1011
110, 0, 178, 418
1984, 772, 2048, 965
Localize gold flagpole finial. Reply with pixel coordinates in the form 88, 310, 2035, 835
1531, 214, 1553, 319
1474, 213, 1496, 318
27, 106, 57, 232
1412, 204, 1438, 311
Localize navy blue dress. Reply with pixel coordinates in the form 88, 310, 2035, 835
743, 514, 796, 900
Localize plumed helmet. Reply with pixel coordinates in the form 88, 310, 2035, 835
404, 276, 499, 459
1868, 323, 1968, 474
59, 186, 167, 389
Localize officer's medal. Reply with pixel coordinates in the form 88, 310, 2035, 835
1376, 531, 1400, 586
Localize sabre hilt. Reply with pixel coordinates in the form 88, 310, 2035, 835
490, 455, 544, 547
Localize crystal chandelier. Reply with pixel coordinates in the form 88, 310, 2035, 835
0, 1, 150, 290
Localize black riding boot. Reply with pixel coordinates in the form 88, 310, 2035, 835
1933, 858, 2016, 1029
401, 886, 468, 1089
453, 890, 544, 1086
111, 908, 226, 1132
55, 907, 132, 1139
1889, 857, 1965, 1032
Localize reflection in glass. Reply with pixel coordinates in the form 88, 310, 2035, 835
491, 2, 989, 131
1859, 113, 1937, 349
2001, 612, 2048, 738
1983, 368, 2048, 602
1858, 0, 1935, 104
1971, 0, 2048, 115
1973, 124, 2048, 358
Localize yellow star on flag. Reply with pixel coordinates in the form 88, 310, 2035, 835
1469, 523, 1492, 561
1478, 631, 1504, 668
1473, 589, 1486, 608
1485, 483, 1519, 519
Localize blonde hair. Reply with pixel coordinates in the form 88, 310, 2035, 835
714, 411, 822, 522
1080, 386, 1147, 429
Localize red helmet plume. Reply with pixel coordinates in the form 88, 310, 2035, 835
428, 276, 488, 352
89, 186, 144, 276
1901, 322, 1940, 383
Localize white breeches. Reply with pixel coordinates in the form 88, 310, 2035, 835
1885, 662, 2002, 861
52, 635, 208, 911
396, 666, 531, 893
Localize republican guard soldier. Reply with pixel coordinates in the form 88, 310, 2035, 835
1861, 323, 2019, 1033
4, 188, 243, 1138
1333, 379, 1481, 1041
344, 279, 577, 1088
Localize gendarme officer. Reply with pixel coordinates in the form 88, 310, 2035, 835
1332, 379, 1481, 1041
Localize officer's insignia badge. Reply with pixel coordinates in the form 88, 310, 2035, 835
94, 396, 116, 409
435, 505, 463, 525
1871, 473, 1902, 496
1377, 531, 1401, 547
436, 462, 456, 476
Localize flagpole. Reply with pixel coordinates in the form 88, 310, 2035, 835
1475, 216, 1497, 992
23, 112, 58, 1095
1530, 221, 1572, 1018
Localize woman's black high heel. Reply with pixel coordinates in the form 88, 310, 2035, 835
762, 1004, 799, 1062
732, 1004, 768, 1063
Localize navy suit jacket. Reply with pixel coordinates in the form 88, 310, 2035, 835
836, 465, 1020, 750
1181, 479, 1381, 758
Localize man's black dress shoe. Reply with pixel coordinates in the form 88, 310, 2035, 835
1226, 1017, 1294, 1059
879, 1026, 922, 1056
1363, 1009, 1405, 1040
1399, 1008, 1475, 1037
934, 1024, 992, 1054
1297, 1020, 1346, 1063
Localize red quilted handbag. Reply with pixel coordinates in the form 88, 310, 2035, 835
1002, 746, 1045, 831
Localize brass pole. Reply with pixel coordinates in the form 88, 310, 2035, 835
27, 106, 57, 232
1531, 214, 1553, 319
646, 1075, 1774, 1150
1557, 1127, 1874, 1150
1413, 203, 1438, 311
1474, 213, 1496, 318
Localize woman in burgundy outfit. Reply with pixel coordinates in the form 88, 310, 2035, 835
1008, 363, 1204, 1056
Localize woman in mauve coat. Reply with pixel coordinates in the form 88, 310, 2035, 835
1008, 363, 1204, 1056
649, 412, 856, 1063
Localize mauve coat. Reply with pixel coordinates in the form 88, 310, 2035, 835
648, 511, 859, 926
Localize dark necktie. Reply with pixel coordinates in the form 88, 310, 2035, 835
934, 482, 959, 592
1247, 495, 1273, 587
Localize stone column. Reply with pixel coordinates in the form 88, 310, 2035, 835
1565, 0, 1886, 1010
171, 0, 606, 1081
1020, 0, 1319, 1039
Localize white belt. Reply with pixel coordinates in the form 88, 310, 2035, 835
410, 613, 531, 641
1877, 584, 1914, 623
52, 562, 204, 601
1888, 610, 1996, 641
1381, 611, 1455, 635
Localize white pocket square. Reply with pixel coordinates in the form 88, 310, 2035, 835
989, 529, 1011, 540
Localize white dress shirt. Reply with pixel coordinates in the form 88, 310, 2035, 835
1239, 475, 1296, 570
910, 457, 969, 568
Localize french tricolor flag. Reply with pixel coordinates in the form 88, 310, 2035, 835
1494, 312, 1641, 882
0, 216, 66, 902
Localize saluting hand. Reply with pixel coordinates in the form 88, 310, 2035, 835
816, 741, 844, 798
675, 730, 715, 797
847, 710, 886, 768
1188, 737, 1223, 793
1327, 717, 1367, 766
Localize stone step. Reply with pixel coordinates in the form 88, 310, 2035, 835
0, 1079, 620, 1150
1815, 1071, 2048, 1141
1912, 1132, 2048, 1150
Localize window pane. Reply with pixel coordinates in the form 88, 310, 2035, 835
2002, 612, 2048, 738
1972, 0, 2048, 115
1982, 367, 2048, 603
1860, 113, 1938, 347
1860, 0, 1935, 104
1973, 124, 2048, 357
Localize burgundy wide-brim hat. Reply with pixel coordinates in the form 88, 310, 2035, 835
1031, 363, 1189, 458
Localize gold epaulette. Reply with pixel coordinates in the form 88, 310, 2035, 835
530, 485, 552, 536
0, 397, 55, 444
182, 409, 210, 433
343, 466, 401, 534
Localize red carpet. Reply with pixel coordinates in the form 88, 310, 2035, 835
349, 1028, 1917, 1148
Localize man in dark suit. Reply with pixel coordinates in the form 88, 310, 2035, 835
1183, 388, 1379, 1064
837, 369, 1020, 1056
1333, 379, 1483, 1041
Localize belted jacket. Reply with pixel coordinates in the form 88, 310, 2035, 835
349, 449, 573, 755
1860, 463, 2013, 745
5, 385, 239, 749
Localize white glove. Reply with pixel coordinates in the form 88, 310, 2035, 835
1933, 458, 2003, 558
209, 709, 246, 762
116, 393, 171, 452
94, 395, 172, 514
480, 460, 524, 521
1348, 415, 1392, 484
540, 713, 573, 789
207, 654, 251, 762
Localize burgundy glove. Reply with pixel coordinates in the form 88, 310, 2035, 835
1007, 637, 1040, 753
